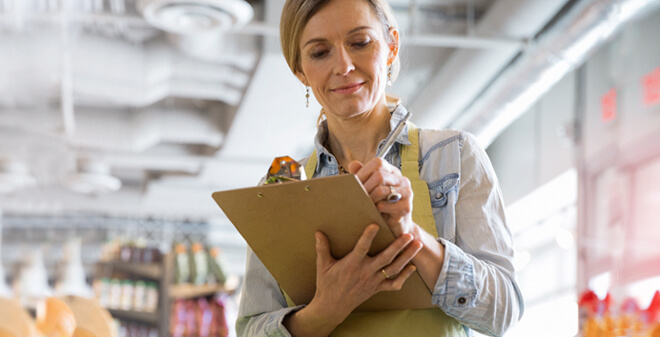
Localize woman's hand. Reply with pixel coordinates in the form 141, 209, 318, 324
347, 159, 447, 294
348, 159, 414, 237
285, 224, 422, 337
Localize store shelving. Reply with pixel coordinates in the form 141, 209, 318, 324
97, 252, 228, 337
169, 283, 227, 300
107, 308, 159, 325
97, 260, 162, 280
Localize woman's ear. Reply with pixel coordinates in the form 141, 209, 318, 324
387, 28, 400, 65
295, 71, 309, 87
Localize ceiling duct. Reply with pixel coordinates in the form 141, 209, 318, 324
410, 0, 572, 130
452, 0, 660, 147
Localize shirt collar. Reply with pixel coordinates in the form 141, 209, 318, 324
312, 104, 413, 163
389, 104, 412, 147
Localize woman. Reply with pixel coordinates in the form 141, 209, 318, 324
236, 0, 524, 336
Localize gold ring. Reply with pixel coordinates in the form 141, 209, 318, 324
387, 186, 402, 203
381, 269, 390, 279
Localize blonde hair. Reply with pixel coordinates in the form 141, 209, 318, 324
280, 0, 402, 124
281, 0, 400, 76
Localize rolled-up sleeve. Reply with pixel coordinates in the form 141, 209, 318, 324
236, 247, 305, 337
431, 132, 524, 337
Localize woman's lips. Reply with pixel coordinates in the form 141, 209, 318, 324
332, 82, 363, 95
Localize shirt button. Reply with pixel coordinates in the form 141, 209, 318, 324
458, 297, 466, 304
435, 192, 444, 199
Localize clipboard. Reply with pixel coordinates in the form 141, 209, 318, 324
212, 174, 434, 312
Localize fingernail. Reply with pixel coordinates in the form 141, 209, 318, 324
315, 233, 320, 244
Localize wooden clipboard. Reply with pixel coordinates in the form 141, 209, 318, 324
212, 174, 433, 312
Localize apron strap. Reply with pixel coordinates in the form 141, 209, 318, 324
400, 123, 438, 238
304, 150, 318, 180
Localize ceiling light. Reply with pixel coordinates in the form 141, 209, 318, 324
136, 0, 254, 35
62, 160, 121, 195
0, 160, 37, 194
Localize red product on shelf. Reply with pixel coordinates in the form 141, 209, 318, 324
197, 297, 213, 337
579, 290, 600, 316
185, 300, 197, 337
646, 291, 660, 324
211, 295, 230, 337
170, 300, 187, 337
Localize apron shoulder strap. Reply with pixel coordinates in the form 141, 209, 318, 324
305, 150, 318, 180
400, 123, 438, 238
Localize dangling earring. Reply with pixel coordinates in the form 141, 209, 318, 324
305, 86, 310, 108
387, 65, 393, 86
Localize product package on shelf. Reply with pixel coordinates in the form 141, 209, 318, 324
100, 238, 162, 265
95, 277, 159, 313
170, 295, 229, 337
175, 242, 232, 288
208, 247, 228, 286
190, 243, 209, 286
174, 243, 190, 285
116, 320, 158, 337
579, 289, 660, 337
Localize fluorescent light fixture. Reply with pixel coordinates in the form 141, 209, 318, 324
507, 169, 577, 236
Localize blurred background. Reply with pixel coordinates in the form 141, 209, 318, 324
1, 0, 659, 336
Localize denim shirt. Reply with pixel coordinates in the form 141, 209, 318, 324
236, 105, 524, 337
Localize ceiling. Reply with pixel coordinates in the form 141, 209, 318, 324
0, 0, 580, 221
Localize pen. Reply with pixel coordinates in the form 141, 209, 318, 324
375, 111, 412, 159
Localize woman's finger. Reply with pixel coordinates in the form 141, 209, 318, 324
383, 240, 423, 277
380, 265, 417, 292
371, 233, 414, 268
351, 224, 380, 256
347, 160, 363, 175
354, 158, 399, 190
376, 197, 412, 216
315, 231, 334, 271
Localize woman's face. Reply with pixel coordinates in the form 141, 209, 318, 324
296, 0, 398, 120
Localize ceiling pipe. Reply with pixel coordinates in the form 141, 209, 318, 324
236, 22, 527, 50
60, 0, 76, 136
410, 0, 573, 130
405, 34, 525, 50
452, 0, 660, 148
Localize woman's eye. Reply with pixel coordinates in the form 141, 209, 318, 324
310, 50, 328, 59
353, 40, 370, 48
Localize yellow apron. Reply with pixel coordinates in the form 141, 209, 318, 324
291, 123, 465, 337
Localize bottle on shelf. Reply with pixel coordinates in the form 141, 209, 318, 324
190, 242, 209, 286
108, 278, 123, 310
145, 282, 159, 313
174, 243, 190, 285
208, 247, 228, 286
133, 280, 146, 312
120, 280, 134, 311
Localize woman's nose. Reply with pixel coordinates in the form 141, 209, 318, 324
333, 47, 355, 75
